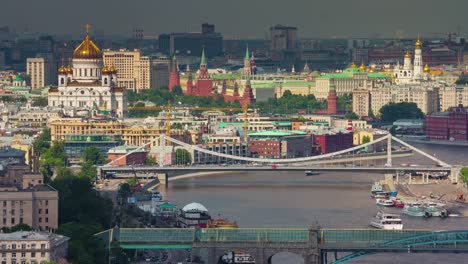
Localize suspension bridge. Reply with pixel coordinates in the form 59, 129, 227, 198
99, 133, 462, 183
95, 227, 468, 264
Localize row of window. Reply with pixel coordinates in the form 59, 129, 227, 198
0, 243, 46, 250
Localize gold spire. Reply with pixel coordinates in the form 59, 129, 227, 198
350, 62, 357, 68
423, 64, 430, 73
73, 24, 103, 59
109, 64, 117, 74
415, 33, 422, 49
58, 58, 67, 74
66, 58, 73, 74
359, 61, 366, 71
405, 51, 411, 58
102, 65, 109, 74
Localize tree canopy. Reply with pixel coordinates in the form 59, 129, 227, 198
175, 148, 191, 165
253, 91, 327, 114
379, 102, 425, 123
344, 112, 359, 120
83, 146, 105, 165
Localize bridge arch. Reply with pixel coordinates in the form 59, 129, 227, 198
331, 230, 468, 264
268, 251, 305, 264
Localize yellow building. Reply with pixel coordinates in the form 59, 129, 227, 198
48, 118, 194, 149
103, 49, 169, 92
438, 86, 468, 111
11, 135, 33, 165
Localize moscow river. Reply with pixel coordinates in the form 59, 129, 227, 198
160, 143, 468, 263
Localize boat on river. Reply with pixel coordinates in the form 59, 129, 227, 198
371, 182, 383, 194
424, 207, 448, 218
393, 199, 405, 208
370, 212, 403, 230
305, 171, 320, 176
402, 205, 431, 217
376, 199, 394, 207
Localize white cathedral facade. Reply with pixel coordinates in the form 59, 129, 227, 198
393, 37, 430, 85
48, 28, 128, 118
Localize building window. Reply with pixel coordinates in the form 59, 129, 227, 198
31, 252, 35, 258
21, 253, 25, 258
40, 244, 46, 249
41, 252, 45, 257
11, 218, 15, 225
38, 217, 42, 223
38, 209, 41, 214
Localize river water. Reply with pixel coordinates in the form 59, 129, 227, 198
159, 143, 468, 263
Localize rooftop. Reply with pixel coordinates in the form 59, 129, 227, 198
0, 231, 69, 242
249, 130, 307, 137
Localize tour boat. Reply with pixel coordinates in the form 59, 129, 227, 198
305, 171, 320, 176
393, 199, 405, 208
373, 194, 388, 199
402, 205, 431, 217
370, 212, 403, 230
424, 207, 448, 218
371, 182, 383, 194
376, 198, 394, 207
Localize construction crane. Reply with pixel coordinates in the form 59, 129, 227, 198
129, 103, 250, 142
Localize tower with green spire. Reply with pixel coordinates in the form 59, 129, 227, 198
243, 45, 251, 75
198, 48, 209, 79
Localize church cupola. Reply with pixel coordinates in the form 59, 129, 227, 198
58, 59, 67, 87
101, 65, 111, 86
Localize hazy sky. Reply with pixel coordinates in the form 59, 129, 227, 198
1, 0, 466, 38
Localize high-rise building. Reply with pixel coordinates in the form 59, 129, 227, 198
269, 24, 298, 51
26, 54, 56, 89
352, 89, 371, 117
158, 24, 223, 57
103, 49, 169, 91
438, 86, 468, 111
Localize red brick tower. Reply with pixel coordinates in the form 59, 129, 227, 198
195, 48, 214, 97
168, 55, 180, 91
327, 85, 338, 114
239, 77, 256, 107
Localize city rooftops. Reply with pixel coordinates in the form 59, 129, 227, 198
0, 231, 69, 243
249, 130, 307, 137
0, 147, 25, 158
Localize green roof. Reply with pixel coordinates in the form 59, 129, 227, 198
14, 75, 24, 81
249, 130, 307, 137
251, 83, 276, 89
272, 121, 291, 126
321, 73, 353, 79
368, 72, 390, 78
211, 73, 241, 80
159, 202, 177, 209
219, 122, 245, 128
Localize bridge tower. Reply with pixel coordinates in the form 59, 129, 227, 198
386, 134, 392, 166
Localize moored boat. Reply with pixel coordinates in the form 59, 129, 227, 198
305, 171, 320, 176
376, 199, 394, 207
424, 207, 448, 218
393, 199, 405, 208
370, 211, 403, 230
371, 182, 383, 194
402, 205, 431, 218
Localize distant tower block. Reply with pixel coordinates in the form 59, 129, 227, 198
327, 85, 338, 114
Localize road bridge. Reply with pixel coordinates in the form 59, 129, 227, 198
95, 227, 468, 264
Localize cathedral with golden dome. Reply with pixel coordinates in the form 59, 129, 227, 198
48, 25, 128, 118
393, 35, 430, 85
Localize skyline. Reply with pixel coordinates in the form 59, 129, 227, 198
1, 0, 467, 39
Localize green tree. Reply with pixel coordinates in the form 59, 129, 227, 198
461, 167, 468, 183
79, 161, 97, 180
172, 85, 183, 96
144, 156, 156, 166
337, 94, 352, 113
57, 223, 107, 264
175, 148, 191, 165
83, 146, 104, 165
1, 223, 32, 233
362, 135, 371, 144
118, 182, 132, 199
379, 102, 425, 123
344, 112, 359, 120
33, 128, 51, 155
368, 108, 375, 118
32, 97, 48, 107
39, 141, 68, 181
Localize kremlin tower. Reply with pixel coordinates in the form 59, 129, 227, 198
168, 55, 180, 91
243, 45, 251, 75
413, 35, 424, 79
239, 77, 256, 107
327, 85, 338, 114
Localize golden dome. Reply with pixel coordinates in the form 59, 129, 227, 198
109, 65, 117, 74
66, 65, 73, 74
350, 62, 357, 68
73, 25, 102, 59
423, 64, 430, 73
359, 62, 366, 71
58, 65, 67, 75
404, 51, 411, 58
369, 68, 375, 73
415, 34, 422, 49
102, 65, 110, 74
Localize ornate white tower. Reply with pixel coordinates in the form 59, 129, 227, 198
403, 51, 412, 70
413, 35, 423, 80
